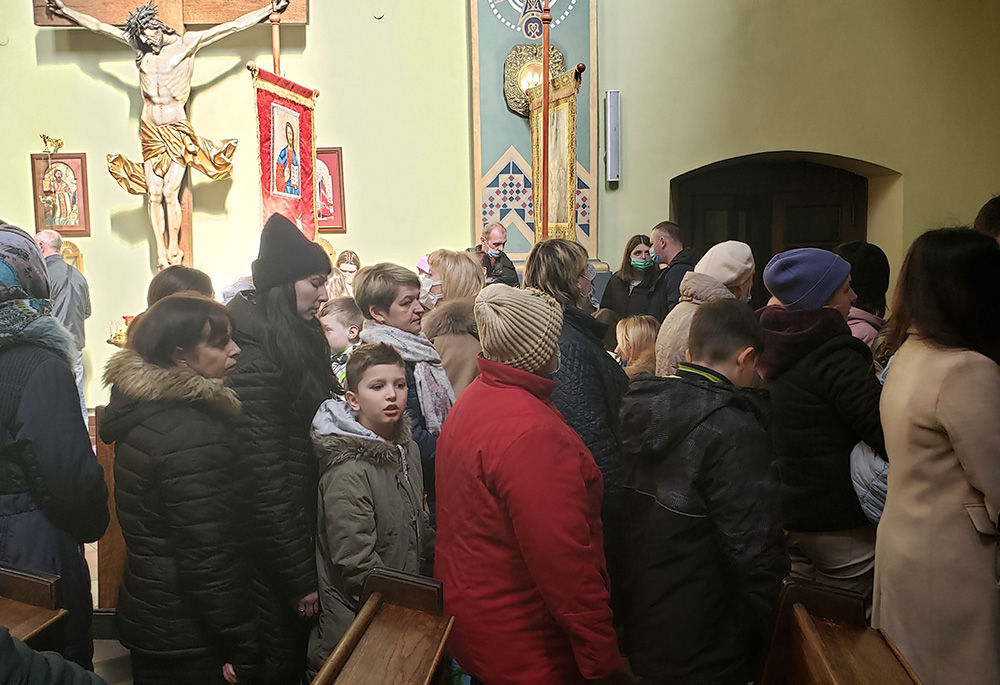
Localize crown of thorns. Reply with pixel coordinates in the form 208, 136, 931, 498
124, 2, 175, 44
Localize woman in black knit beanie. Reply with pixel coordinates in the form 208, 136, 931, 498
226, 213, 340, 683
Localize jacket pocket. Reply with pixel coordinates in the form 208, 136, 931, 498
965, 503, 999, 536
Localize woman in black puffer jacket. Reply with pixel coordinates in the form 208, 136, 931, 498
101, 295, 258, 685
226, 214, 340, 683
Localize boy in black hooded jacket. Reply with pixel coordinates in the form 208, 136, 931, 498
617, 299, 788, 685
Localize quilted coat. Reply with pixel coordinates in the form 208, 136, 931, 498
654, 271, 736, 376
100, 349, 260, 679
0, 317, 108, 669
618, 364, 787, 684
874, 338, 1000, 685
227, 292, 320, 682
757, 306, 885, 532
551, 306, 629, 496
435, 357, 620, 684
306, 401, 433, 675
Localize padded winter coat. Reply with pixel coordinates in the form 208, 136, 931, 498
0, 317, 108, 669
619, 364, 788, 684
0, 627, 107, 685
307, 402, 433, 675
436, 357, 620, 683
227, 292, 320, 682
551, 307, 629, 497
654, 271, 736, 376
100, 350, 260, 679
758, 306, 886, 532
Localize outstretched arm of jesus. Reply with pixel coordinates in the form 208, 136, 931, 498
46, 0, 129, 45
190, 0, 290, 51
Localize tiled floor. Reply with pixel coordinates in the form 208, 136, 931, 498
94, 639, 132, 685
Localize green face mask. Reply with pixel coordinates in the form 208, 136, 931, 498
631, 258, 653, 271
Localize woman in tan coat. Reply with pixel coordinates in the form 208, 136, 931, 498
873, 228, 1000, 685
421, 249, 485, 396
655, 241, 754, 376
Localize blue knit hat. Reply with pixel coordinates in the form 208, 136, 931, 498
763, 248, 852, 310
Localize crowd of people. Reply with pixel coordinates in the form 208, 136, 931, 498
1, 201, 1000, 685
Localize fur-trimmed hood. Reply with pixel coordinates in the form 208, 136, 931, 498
102, 348, 241, 417
0, 316, 77, 366
311, 396, 412, 472
421, 298, 478, 341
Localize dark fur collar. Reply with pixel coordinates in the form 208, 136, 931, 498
103, 349, 241, 416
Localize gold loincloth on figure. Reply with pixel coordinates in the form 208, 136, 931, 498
107, 119, 238, 195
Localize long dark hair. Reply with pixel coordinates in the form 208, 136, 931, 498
129, 295, 232, 368
885, 228, 1000, 364
259, 282, 341, 411
617, 234, 652, 283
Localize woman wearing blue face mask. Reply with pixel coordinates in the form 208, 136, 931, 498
600, 234, 660, 320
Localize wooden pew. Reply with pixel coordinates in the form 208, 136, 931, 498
312, 568, 454, 685
0, 563, 67, 649
94, 406, 126, 610
760, 579, 922, 685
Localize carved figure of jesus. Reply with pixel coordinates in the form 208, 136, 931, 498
46, 0, 289, 267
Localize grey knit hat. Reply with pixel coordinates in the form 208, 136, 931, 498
474, 284, 563, 374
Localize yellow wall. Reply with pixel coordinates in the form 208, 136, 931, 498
597, 0, 1000, 274
0, 1, 473, 405
4, 0, 1000, 404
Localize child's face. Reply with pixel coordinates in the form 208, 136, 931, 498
346, 363, 408, 435
320, 314, 358, 354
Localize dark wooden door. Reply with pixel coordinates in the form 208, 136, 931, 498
673, 159, 867, 308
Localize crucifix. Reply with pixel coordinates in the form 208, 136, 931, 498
33, 0, 308, 268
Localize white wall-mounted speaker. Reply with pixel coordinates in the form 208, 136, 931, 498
605, 90, 621, 182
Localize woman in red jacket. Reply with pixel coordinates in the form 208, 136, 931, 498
435, 284, 628, 685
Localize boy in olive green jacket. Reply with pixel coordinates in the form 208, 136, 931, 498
306, 343, 434, 676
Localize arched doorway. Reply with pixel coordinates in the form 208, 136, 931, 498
671, 151, 898, 307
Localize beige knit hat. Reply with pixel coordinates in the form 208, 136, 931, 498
474, 284, 563, 374
695, 240, 755, 287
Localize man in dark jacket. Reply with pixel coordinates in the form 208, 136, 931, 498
469, 222, 519, 286
618, 300, 788, 685
647, 220, 699, 319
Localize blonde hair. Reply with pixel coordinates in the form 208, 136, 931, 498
428, 249, 485, 301
617, 315, 659, 377
325, 268, 350, 300
523, 239, 588, 309
354, 263, 420, 319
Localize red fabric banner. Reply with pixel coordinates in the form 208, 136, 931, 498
252, 66, 318, 240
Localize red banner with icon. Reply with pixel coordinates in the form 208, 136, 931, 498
251, 65, 318, 239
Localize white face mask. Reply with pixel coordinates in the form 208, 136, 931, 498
419, 274, 443, 308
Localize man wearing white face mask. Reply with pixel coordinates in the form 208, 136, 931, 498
655, 240, 756, 376
469, 222, 519, 286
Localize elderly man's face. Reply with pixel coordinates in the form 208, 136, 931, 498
481, 229, 506, 254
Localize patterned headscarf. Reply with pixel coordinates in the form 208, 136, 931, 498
0, 225, 52, 339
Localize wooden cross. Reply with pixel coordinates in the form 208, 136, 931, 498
32, 0, 308, 267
